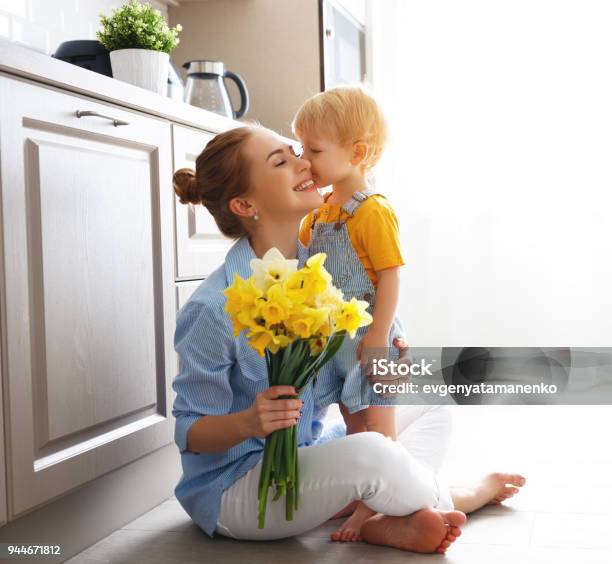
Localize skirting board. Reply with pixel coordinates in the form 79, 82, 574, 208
0, 443, 182, 563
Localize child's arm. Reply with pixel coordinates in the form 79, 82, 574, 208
370, 266, 400, 337
356, 266, 400, 359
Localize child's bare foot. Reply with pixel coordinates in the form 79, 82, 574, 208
450, 472, 526, 514
330, 501, 376, 542
360, 508, 466, 553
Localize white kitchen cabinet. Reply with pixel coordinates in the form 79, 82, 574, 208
0, 74, 177, 518
172, 124, 235, 280
176, 280, 204, 312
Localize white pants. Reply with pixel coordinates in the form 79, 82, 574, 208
215, 405, 454, 540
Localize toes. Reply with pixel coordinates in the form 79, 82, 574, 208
447, 534, 456, 542
444, 510, 467, 527
449, 526, 462, 537
497, 473, 526, 487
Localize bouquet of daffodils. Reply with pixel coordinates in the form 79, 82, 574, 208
223, 248, 372, 528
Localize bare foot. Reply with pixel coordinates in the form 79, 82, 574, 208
450, 472, 526, 514
361, 508, 466, 554
330, 501, 376, 542
329, 500, 358, 521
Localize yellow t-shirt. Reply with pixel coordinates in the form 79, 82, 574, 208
299, 194, 405, 287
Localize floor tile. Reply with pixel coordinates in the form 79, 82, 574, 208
531, 512, 609, 550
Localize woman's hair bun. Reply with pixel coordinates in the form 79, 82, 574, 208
173, 168, 200, 205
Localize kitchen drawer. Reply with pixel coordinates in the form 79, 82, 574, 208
172, 124, 235, 280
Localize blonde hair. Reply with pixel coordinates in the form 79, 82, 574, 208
292, 86, 387, 170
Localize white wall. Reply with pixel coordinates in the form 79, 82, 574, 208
370, 0, 612, 346
0, 0, 168, 55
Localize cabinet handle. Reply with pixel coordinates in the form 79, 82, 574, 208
75, 110, 129, 127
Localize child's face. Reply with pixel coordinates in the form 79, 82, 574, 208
296, 131, 356, 189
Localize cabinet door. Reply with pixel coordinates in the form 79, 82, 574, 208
172, 124, 234, 280
0, 75, 177, 518
321, 0, 366, 88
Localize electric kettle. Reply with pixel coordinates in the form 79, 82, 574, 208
182, 60, 249, 119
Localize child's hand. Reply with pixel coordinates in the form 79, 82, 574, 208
356, 329, 390, 380
356, 328, 389, 361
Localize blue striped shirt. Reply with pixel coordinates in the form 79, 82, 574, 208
172, 237, 332, 538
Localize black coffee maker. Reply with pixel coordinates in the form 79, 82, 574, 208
52, 40, 113, 77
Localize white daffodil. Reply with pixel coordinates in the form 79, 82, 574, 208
250, 248, 298, 291
314, 285, 345, 309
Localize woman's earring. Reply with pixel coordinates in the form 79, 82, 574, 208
253, 211, 259, 221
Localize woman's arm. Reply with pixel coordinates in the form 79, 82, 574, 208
186, 385, 303, 454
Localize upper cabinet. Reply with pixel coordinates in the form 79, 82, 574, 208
321, 0, 367, 88
0, 75, 177, 518
172, 124, 235, 280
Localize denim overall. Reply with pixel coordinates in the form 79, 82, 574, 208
307, 190, 405, 415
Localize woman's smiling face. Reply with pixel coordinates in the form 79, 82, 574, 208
241, 128, 322, 221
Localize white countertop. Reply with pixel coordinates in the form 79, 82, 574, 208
0, 37, 238, 133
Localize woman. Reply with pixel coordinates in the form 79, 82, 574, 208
171, 124, 525, 554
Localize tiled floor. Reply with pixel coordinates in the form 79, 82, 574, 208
67, 405, 612, 563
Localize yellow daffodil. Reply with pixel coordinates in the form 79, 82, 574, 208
224, 274, 264, 335
224, 274, 262, 314
309, 336, 328, 355
284, 271, 309, 305
259, 283, 293, 326
248, 325, 293, 356
333, 297, 373, 338
247, 325, 275, 356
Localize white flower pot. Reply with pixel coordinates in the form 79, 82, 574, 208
110, 49, 169, 95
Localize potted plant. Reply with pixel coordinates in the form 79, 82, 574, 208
97, 0, 182, 95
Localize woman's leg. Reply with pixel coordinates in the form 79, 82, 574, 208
395, 405, 453, 473
393, 405, 528, 513
215, 431, 464, 549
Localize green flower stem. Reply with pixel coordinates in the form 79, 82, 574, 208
257, 333, 348, 528
257, 431, 278, 529
293, 424, 300, 511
